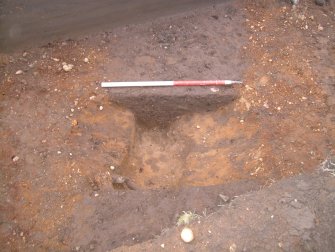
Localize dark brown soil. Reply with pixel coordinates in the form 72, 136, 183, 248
0, 0, 334, 251
108, 86, 238, 128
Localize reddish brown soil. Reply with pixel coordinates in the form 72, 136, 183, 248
0, 0, 334, 251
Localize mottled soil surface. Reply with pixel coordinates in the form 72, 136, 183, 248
0, 0, 335, 251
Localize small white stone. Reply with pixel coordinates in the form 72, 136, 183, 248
12, 156, 19, 162
99, 106, 104, 111
57, 151, 62, 154
230, 243, 237, 252
110, 165, 115, 170
180, 227, 194, 243
160, 244, 165, 248
89, 95, 96, 100
210, 87, 219, 93
22, 52, 28, 57
15, 70, 23, 75
196, 125, 200, 129
62, 64, 74, 72
84, 58, 89, 63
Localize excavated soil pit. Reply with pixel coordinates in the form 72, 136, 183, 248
1, 0, 334, 251
108, 86, 246, 189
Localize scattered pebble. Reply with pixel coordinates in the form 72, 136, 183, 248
181, 227, 194, 243
89, 95, 96, 100
196, 125, 200, 129
12, 156, 19, 162
219, 194, 230, 203
210, 87, 219, 93
160, 244, 165, 248
22, 52, 28, 57
62, 63, 74, 72
84, 58, 89, 63
94, 193, 99, 197
99, 106, 104, 111
318, 24, 324, 31
57, 151, 62, 154
72, 119, 78, 127
52, 58, 60, 62
15, 70, 23, 75
230, 243, 237, 252
110, 165, 115, 170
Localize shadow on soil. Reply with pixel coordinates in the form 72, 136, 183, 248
109, 86, 238, 128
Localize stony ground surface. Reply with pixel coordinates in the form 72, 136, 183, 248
0, 0, 334, 251
114, 172, 335, 252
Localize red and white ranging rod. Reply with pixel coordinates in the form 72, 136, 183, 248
101, 80, 243, 88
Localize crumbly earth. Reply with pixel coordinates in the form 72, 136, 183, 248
0, 0, 334, 251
